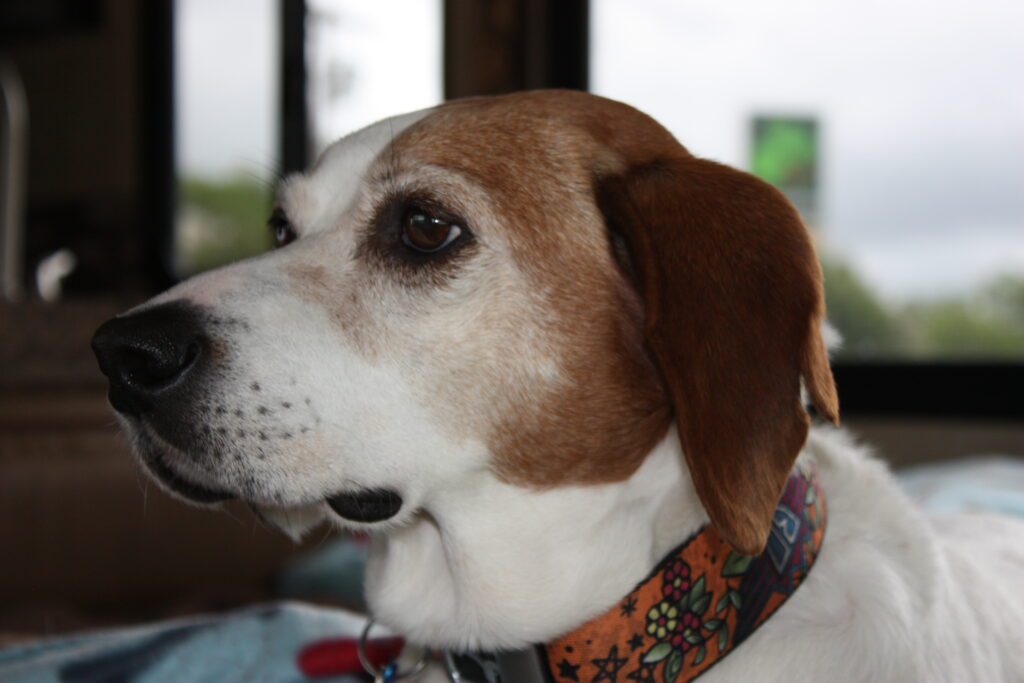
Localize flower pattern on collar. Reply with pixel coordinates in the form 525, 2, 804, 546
542, 464, 826, 683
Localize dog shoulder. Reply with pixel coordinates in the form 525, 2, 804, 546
708, 427, 1024, 681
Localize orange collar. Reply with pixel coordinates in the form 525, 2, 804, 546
541, 463, 826, 682
453, 464, 826, 683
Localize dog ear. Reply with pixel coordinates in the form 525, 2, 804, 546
596, 155, 839, 555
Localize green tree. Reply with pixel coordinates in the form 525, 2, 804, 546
177, 175, 274, 275
907, 276, 1024, 359
819, 256, 907, 357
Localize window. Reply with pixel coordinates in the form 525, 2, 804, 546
174, 0, 280, 277
306, 0, 442, 155
592, 0, 1024, 361
172, 0, 443, 277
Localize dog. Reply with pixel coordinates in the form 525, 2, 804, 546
92, 91, 1024, 681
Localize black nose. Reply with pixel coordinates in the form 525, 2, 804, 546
91, 302, 207, 415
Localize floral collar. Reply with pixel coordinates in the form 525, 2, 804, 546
450, 464, 826, 683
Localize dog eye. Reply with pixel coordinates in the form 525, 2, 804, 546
401, 209, 462, 254
268, 208, 296, 248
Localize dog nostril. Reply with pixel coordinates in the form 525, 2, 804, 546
182, 341, 200, 369
121, 340, 201, 390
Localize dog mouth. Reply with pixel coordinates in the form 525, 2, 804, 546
326, 489, 403, 523
130, 420, 404, 524
134, 424, 235, 504
249, 489, 403, 540
134, 423, 403, 524
145, 450, 236, 504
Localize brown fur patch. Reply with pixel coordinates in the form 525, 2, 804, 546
384, 92, 678, 486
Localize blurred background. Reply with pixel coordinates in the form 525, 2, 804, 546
0, 0, 1021, 639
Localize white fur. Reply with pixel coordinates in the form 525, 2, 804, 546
280, 108, 432, 239
707, 427, 1024, 681
366, 429, 706, 651
116, 108, 1024, 681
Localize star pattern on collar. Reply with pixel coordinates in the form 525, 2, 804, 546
557, 658, 581, 681
619, 597, 637, 617
627, 633, 644, 652
591, 645, 628, 682
626, 663, 655, 682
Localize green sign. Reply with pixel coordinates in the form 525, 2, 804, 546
751, 116, 818, 225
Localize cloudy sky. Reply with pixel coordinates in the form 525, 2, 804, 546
176, 0, 282, 179
177, 0, 1022, 302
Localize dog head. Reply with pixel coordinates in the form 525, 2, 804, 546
93, 90, 836, 559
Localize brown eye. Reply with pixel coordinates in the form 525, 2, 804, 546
401, 209, 462, 253
268, 207, 296, 248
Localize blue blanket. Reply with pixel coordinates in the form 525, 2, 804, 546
3, 456, 1023, 683
0, 603, 367, 683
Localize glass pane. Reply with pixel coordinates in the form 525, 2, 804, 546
592, 0, 1024, 360
306, 0, 443, 157
174, 0, 279, 277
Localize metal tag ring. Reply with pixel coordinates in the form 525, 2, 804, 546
358, 618, 430, 681
443, 651, 464, 682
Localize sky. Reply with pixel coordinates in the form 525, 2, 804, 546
176, 0, 1023, 302
176, 0, 281, 180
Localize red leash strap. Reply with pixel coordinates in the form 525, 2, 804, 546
297, 636, 405, 678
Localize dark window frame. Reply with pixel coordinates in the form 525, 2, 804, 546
140, 0, 176, 292
831, 363, 1021, 420
142, 0, 308, 290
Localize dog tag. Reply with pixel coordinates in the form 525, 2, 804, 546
375, 661, 398, 683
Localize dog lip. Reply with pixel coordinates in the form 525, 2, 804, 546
146, 453, 236, 504
133, 425, 235, 504
327, 488, 403, 523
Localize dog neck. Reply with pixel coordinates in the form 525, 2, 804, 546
540, 462, 824, 681
446, 463, 826, 683
364, 427, 708, 651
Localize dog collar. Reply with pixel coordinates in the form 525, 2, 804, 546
448, 464, 826, 683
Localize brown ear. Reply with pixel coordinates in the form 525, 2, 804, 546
597, 155, 839, 555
